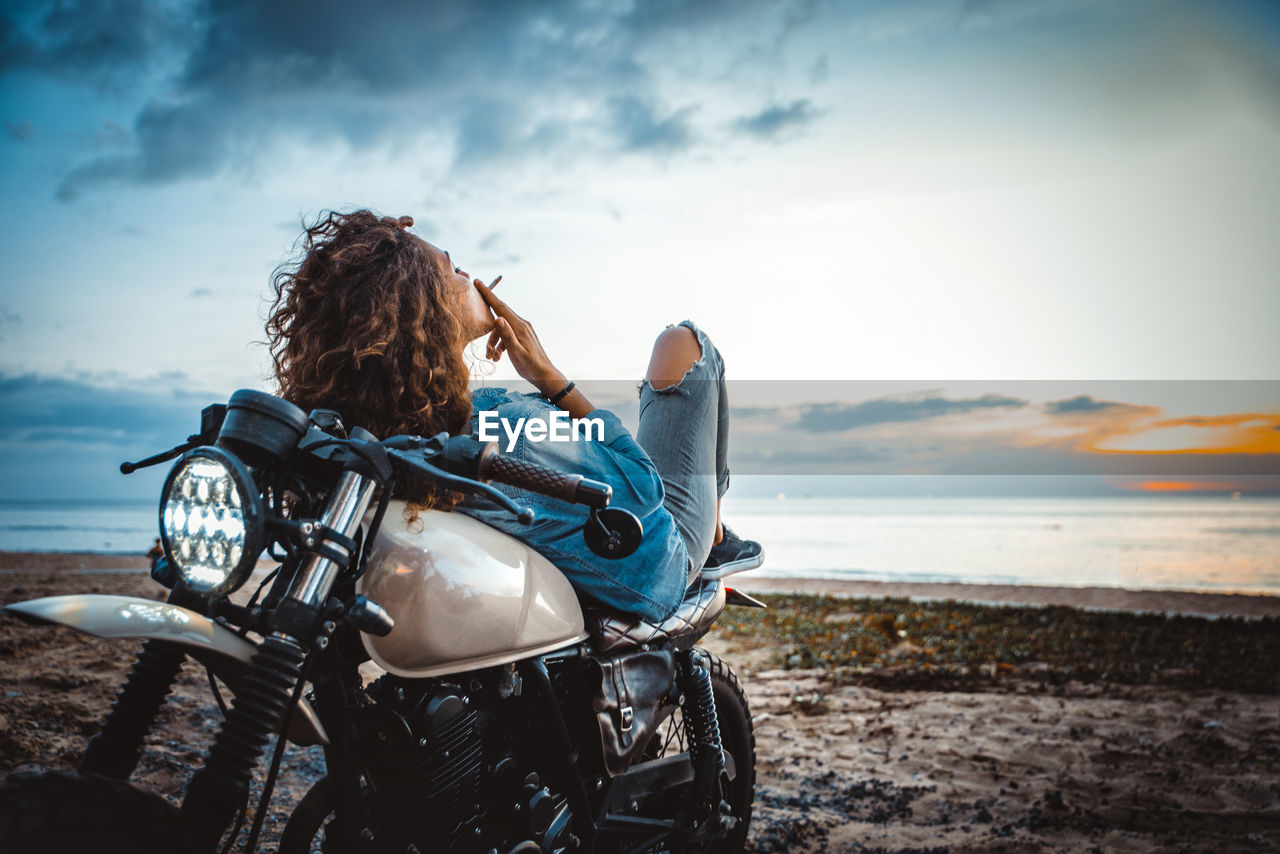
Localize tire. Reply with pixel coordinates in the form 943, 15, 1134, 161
642, 651, 756, 853
0, 770, 180, 854
278, 776, 334, 854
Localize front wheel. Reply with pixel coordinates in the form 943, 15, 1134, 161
278, 775, 335, 854
0, 770, 179, 854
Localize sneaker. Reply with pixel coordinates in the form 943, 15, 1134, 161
700, 524, 764, 578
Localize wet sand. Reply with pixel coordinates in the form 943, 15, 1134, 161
698, 641, 1280, 852
2, 552, 1278, 851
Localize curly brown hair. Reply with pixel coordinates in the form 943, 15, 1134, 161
266, 209, 473, 509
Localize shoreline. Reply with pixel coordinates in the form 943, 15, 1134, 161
730, 575, 1280, 618
2, 550, 1277, 618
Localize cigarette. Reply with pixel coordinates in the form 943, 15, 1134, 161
489, 276, 502, 289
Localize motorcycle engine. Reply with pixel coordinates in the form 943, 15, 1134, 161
355, 684, 483, 837
355, 676, 573, 851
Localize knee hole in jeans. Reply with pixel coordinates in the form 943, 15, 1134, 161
645, 323, 703, 392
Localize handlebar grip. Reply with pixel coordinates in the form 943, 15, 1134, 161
483, 455, 612, 510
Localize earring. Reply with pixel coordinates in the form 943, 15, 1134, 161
466, 340, 496, 380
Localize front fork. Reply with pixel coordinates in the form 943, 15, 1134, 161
80, 579, 213, 779
80, 466, 377, 853
79, 637, 186, 779
180, 635, 309, 846
81, 629, 310, 850
179, 467, 377, 850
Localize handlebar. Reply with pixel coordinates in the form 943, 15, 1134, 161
127, 393, 643, 582
130, 393, 616, 524
383, 434, 613, 520
481, 454, 613, 510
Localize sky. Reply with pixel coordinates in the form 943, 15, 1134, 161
1, 0, 1278, 500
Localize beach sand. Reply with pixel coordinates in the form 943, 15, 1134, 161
2, 552, 1278, 851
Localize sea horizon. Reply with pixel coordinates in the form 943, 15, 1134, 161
2, 494, 1277, 597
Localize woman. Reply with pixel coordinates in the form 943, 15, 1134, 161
267, 210, 760, 622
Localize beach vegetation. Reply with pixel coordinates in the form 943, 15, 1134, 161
713, 594, 1280, 694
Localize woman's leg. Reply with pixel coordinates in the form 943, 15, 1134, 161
635, 320, 730, 584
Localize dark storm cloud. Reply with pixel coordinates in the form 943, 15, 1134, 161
796, 393, 1027, 432
608, 96, 696, 152
0, 0, 193, 81
730, 406, 781, 419
6, 0, 818, 199
733, 99, 820, 140
1045, 395, 1129, 414
0, 372, 215, 447
958, 0, 1020, 22
0, 372, 230, 499
57, 95, 243, 200
0, 306, 20, 336
5, 119, 33, 141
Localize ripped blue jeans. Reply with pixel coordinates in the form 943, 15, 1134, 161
636, 320, 731, 584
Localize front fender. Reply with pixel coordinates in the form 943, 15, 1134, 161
4, 595, 328, 746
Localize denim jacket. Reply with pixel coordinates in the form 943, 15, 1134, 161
454, 386, 690, 623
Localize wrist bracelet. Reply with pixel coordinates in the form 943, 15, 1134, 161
547, 380, 575, 405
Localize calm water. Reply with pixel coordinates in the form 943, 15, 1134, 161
0, 501, 161, 554
2, 497, 1277, 595
720, 495, 1280, 595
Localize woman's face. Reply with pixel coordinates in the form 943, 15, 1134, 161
413, 235, 495, 343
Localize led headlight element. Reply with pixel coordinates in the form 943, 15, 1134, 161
159, 446, 264, 594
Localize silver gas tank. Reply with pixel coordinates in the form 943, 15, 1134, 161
357, 501, 587, 678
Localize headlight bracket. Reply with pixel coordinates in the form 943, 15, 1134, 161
264, 516, 359, 569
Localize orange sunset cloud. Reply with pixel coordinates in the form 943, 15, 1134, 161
1089, 412, 1280, 456
1125, 480, 1250, 493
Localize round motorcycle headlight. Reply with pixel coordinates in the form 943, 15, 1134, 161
159, 446, 265, 595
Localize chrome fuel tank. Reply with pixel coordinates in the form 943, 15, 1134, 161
357, 501, 587, 678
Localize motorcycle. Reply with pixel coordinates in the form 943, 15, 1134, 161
0, 389, 765, 853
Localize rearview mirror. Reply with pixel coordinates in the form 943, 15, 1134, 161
584, 508, 643, 559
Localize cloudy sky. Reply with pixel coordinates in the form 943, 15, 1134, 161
1, 0, 1278, 499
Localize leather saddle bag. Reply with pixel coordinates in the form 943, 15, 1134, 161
587, 647, 676, 777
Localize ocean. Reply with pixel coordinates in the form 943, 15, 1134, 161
720, 495, 1280, 596
1, 496, 1277, 596
0, 500, 163, 555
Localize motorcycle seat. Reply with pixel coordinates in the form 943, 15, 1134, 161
586, 577, 726, 655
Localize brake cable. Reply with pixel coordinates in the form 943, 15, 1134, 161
245, 567, 279, 610
206, 667, 228, 716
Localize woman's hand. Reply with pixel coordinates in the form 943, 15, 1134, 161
473, 279, 597, 419
474, 279, 565, 393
